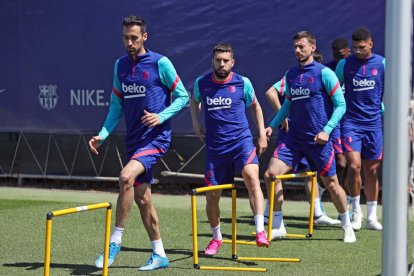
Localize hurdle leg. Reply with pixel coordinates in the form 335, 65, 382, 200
231, 188, 237, 259
191, 194, 200, 268
44, 213, 53, 276
307, 173, 316, 237
267, 178, 276, 242
102, 207, 112, 276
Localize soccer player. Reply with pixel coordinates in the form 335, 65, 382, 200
335, 28, 384, 231
323, 38, 352, 209
264, 50, 340, 235
190, 42, 270, 256
88, 15, 189, 271
264, 31, 356, 243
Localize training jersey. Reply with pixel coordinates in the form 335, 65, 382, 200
269, 61, 345, 143
335, 54, 385, 129
193, 72, 256, 154
98, 49, 189, 150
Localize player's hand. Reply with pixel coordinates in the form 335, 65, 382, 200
193, 123, 205, 142
281, 119, 289, 131
265, 127, 273, 140
314, 131, 329, 145
88, 136, 103, 155
141, 110, 161, 127
257, 135, 268, 157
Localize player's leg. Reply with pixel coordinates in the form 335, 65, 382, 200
320, 174, 356, 243
306, 140, 355, 243
264, 155, 291, 239
242, 163, 269, 247
362, 159, 383, 230
95, 159, 145, 268
361, 128, 383, 230
203, 156, 227, 255
342, 128, 364, 230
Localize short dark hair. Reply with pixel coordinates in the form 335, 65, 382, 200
331, 38, 349, 51
213, 42, 234, 57
352, 28, 371, 42
123, 15, 146, 33
313, 50, 323, 63
293, 31, 316, 45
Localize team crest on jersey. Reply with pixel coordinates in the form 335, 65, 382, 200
307, 77, 314, 84
38, 84, 58, 110
371, 68, 378, 76
228, 86, 236, 93
143, 71, 149, 79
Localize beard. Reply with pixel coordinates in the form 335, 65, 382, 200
214, 68, 231, 79
297, 54, 312, 63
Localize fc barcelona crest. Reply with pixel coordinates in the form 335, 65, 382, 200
38, 84, 58, 110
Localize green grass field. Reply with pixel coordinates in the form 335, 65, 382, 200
0, 186, 412, 275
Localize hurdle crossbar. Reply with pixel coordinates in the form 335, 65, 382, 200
44, 202, 112, 276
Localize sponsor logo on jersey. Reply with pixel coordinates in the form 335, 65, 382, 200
352, 78, 375, 91
38, 84, 58, 110
290, 87, 310, 101
122, 83, 147, 98
206, 96, 232, 110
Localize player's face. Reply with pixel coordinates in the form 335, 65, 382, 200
123, 25, 148, 58
294, 38, 316, 64
333, 48, 351, 62
352, 39, 373, 60
212, 52, 234, 80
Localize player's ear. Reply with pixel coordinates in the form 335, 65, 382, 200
143, 32, 148, 42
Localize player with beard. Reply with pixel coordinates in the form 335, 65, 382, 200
89, 15, 189, 271
264, 31, 356, 243
190, 43, 270, 256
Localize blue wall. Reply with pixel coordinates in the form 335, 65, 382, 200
0, 0, 386, 134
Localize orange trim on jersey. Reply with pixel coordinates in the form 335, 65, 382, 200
320, 148, 335, 176
279, 78, 285, 95
170, 75, 180, 92
212, 72, 233, 84
131, 148, 165, 159
112, 87, 123, 98
329, 82, 340, 97
246, 148, 257, 164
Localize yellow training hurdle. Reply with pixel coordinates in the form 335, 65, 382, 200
268, 172, 317, 240
191, 184, 300, 272
44, 202, 112, 276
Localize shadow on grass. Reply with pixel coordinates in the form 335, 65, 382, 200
3, 262, 103, 275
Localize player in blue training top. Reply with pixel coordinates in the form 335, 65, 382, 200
263, 51, 341, 240
265, 31, 356, 243
335, 28, 385, 231
88, 15, 189, 271
190, 43, 270, 255
322, 38, 352, 210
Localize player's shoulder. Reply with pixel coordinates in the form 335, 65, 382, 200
371, 53, 385, 63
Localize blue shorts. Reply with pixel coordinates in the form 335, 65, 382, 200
341, 127, 383, 160
331, 125, 344, 155
204, 141, 258, 186
127, 139, 170, 185
275, 129, 310, 172
273, 137, 336, 177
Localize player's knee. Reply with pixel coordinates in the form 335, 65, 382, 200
134, 192, 151, 207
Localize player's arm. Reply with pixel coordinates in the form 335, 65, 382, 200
316, 68, 346, 144
244, 77, 267, 156
335, 58, 346, 86
89, 60, 123, 155
189, 78, 205, 142
266, 78, 288, 130
146, 56, 189, 127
